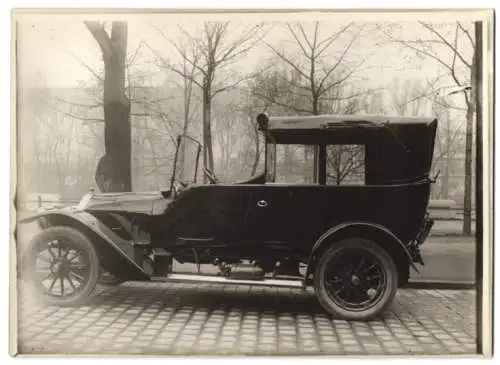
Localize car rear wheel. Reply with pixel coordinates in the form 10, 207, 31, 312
314, 238, 398, 321
22, 226, 100, 306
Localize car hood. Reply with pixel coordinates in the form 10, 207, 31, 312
19, 191, 172, 225
82, 191, 167, 214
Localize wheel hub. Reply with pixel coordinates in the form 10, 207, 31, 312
51, 259, 70, 277
323, 247, 390, 314
351, 274, 360, 286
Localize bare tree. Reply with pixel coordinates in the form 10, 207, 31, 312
253, 21, 369, 183
84, 21, 132, 192
29, 97, 100, 200
389, 77, 428, 117
176, 52, 200, 182
383, 21, 475, 235
147, 21, 266, 180
260, 22, 366, 115
45, 49, 181, 193
326, 145, 365, 185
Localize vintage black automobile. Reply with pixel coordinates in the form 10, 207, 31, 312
20, 113, 437, 321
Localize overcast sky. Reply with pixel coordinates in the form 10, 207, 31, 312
14, 11, 478, 122
15, 14, 471, 83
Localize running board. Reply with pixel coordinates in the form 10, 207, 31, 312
151, 273, 304, 289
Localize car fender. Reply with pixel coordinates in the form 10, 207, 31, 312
19, 209, 150, 280
303, 221, 419, 287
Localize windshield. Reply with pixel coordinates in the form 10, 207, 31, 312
171, 134, 202, 189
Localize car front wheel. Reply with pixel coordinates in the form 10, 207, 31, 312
22, 226, 100, 306
314, 238, 398, 321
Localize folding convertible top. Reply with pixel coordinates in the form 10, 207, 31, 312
265, 114, 437, 132
256, 113, 438, 183
256, 113, 437, 146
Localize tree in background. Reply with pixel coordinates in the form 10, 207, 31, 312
147, 21, 266, 180
253, 21, 370, 184
22, 19, 478, 230
389, 78, 427, 117
84, 21, 132, 192
384, 21, 475, 234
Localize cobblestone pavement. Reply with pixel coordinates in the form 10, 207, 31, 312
16, 282, 477, 356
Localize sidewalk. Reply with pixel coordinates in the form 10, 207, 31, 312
411, 237, 476, 283
431, 220, 476, 236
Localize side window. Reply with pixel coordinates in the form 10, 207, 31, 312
274, 144, 315, 184
326, 145, 366, 185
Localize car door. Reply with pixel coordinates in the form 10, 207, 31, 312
246, 185, 295, 246
203, 185, 254, 243
158, 185, 252, 246
246, 185, 326, 250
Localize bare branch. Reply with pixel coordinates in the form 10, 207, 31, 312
149, 23, 208, 79
52, 97, 102, 109
212, 74, 256, 97
214, 23, 267, 68
286, 23, 312, 59
297, 23, 313, 51
321, 89, 383, 102
449, 24, 465, 101
143, 41, 203, 88
316, 22, 354, 57
127, 40, 145, 67
317, 60, 366, 97
312, 21, 319, 51
427, 96, 468, 111
265, 42, 309, 79
35, 24, 104, 81
48, 104, 104, 124
252, 91, 313, 114
457, 21, 475, 48
386, 33, 449, 70
419, 21, 472, 68
383, 28, 467, 90
317, 27, 362, 94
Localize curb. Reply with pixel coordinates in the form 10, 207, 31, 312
430, 233, 476, 237
427, 234, 476, 241
405, 280, 476, 290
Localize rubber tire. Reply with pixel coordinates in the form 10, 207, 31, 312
22, 226, 100, 307
314, 238, 398, 321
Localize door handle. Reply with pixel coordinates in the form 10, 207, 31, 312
257, 200, 268, 208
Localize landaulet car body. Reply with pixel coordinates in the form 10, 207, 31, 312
19, 113, 437, 321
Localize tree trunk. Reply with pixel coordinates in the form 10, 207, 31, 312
442, 155, 450, 199
178, 77, 192, 182
462, 29, 478, 236
202, 84, 209, 183
89, 21, 131, 193
206, 107, 214, 174
442, 113, 451, 199
312, 97, 319, 183
462, 100, 474, 235
202, 80, 215, 176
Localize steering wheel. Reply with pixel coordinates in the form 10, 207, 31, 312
203, 167, 218, 184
